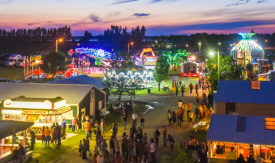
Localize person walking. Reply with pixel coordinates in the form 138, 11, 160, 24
167, 134, 175, 152
132, 112, 138, 128
121, 111, 127, 130
72, 117, 76, 134
55, 122, 61, 145
100, 119, 105, 137
175, 85, 178, 96
82, 139, 87, 159
76, 114, 80, 132
44, 126, 51, 147
255, 155, 263, 163
150, 138, 156, 163
109, 136, 115, 160
180, 84, 185, 97
81, 114, 86, 132
86, 119, 92, 139
61, 118, 66, 139
189, 83, 193, 93
112, 123, 118, 140
140, 113, 145, 127
79, 140, 83, 156
154, 128, 160, 148
41, 126, 45, 146
28, 129, 36, 150
195, 106, 200, 122
236, 154, 246, 163
162, 125, 167, 147
189, 110, 193, 125
227, 147, 236, 163
195, 83, 199, 94
176, 107, 183, 126
196, 93, 200, 103
188, 101, 192, 110
247, 154, 256, 163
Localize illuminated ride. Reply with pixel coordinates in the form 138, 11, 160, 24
133, 48, 158, 70
231, 33, 264, 67
180, 56, 204, 77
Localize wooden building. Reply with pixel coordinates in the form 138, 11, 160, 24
214, 80, 275, 117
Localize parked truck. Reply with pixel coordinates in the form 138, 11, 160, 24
5, 54, 22, 67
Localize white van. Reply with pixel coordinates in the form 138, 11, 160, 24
5, 54, 21, 67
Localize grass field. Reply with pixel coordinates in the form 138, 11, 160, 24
0, 67, 24, 80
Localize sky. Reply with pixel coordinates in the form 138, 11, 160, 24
0, 0, 275, 36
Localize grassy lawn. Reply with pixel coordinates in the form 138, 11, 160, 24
0, 67, 24, 80
29, 102, 148, 163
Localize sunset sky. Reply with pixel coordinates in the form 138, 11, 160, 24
0, 0, 275, 36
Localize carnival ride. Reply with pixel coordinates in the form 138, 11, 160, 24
231, 33, 264, 67
133, 48, 158, 70
180, 56, 204, 77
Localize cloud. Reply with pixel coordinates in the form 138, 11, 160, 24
226, 0, 250, 6
89, 14, 100, 22
151, 0, 162, 2
113, 0, 138, 4
257, 0, 266, 3
146, 20, 275, 35
0, 0, 14, 4
133, 13, 150, 17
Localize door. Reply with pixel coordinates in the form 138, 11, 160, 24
225, 103, 236, 114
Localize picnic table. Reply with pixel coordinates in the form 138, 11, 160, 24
193, 121, 209, 132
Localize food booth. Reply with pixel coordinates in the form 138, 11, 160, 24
207, 114, 275, 162
1, 96, 71, 139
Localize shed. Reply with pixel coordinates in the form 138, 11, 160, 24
214, 80, 275, 117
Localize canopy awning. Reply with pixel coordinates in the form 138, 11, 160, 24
0, 120, 34, 139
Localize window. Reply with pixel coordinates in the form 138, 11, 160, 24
251, 81, 260, 90
99, 100, 102, 110
265, 118, 275, 130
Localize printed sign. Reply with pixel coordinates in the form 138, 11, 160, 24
22, 110, 48, 115
3, 99, 52, 109
60, 107, 71, 114
3, 113, 25, 121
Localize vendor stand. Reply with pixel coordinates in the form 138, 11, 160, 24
207, 114, 275, 162
2, 96, 71, 139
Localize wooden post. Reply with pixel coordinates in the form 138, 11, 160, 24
11, 135, 14, 150
236, 143, 239, 157
208, 141, 212, 158
23, 130, 26, 147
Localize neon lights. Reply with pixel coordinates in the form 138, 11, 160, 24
75, 47, 115, 60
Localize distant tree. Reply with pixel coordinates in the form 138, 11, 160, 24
41, 51, 67, 79
207, 55, 242, 92
153, 56, 169, 91
81, 31, 92, 45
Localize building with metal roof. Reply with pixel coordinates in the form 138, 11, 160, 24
0, 82, 106, 121
48, 75, 105, 89
207, 114, 275, 145
207, 114, 275, 161
215, 80, 275, 117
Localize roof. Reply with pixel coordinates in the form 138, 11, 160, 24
0, 121, 34, 139
0, 83, 94, 104
215, 80, 275, 104
207, 114, 275, 145
10, 96, 64, 103
48, 75, 105, 89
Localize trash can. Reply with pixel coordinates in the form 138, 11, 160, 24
147, 88, 151, 93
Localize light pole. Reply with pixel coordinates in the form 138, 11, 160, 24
128, 42, 134, 53
265, 39, 268, 48
198, 42, 201, 55
210, 50, 220, 84
56, 39, 63, 52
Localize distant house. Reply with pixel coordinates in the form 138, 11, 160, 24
215, 80, 275, 117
